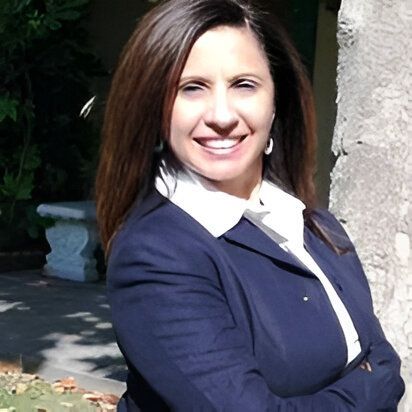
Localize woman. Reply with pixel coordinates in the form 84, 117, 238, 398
95, 0, 404, 410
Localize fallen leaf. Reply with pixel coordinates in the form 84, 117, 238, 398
53, 376, 77, 392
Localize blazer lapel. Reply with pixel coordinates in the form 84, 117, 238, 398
223, 218, 316, 277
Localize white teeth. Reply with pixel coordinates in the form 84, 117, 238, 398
200, 138, 240, 149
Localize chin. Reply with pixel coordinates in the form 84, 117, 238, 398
195, 168, 243, 184
202, 170, 255, 191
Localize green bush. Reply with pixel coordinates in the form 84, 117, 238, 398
0, 0, 104, 251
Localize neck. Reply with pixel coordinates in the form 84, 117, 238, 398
205, 172, 262, 200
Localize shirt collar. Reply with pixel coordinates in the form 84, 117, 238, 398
155, 166, 306, 243
155, 167, 246, 237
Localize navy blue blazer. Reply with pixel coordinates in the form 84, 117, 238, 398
107, 190, 404, 411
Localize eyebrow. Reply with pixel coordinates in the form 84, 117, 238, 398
179, 75, 209, 84
179, 73, 265, 84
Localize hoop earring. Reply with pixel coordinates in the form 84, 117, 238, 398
264, 138, 273, 155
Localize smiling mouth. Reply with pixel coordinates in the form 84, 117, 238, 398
194, 135, 247, 150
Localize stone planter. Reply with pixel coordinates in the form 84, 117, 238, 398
37, 201, 99, 282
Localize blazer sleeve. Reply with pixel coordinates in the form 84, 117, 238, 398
107, 212, 404, 412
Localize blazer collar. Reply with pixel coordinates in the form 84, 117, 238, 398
223, 218, 316, 277
131, 187, 312, 277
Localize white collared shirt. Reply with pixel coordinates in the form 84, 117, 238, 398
155, 168, 361, 365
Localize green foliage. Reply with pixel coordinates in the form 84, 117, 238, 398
0, 0, 104, 250
0, 96, 19, 122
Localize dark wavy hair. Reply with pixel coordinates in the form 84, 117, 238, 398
96, 0, 319, 252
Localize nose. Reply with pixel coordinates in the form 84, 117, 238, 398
204, 88, 238, 134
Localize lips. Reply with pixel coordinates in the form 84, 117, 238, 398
194, 135, 246, 150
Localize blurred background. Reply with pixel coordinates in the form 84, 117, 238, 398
0, 0, 340, 269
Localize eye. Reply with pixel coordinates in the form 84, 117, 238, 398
233, 79, 258, 91
180, 82, 205, 95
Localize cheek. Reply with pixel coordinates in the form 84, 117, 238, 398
242, 110, 274, 140
170, 101, 199, 139
169, 107, 184, 137
168, 109, 197, 159
239, 95, 274, 128
261, 104, 276, 135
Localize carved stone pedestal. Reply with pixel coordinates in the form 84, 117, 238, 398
37, 201, 99, 282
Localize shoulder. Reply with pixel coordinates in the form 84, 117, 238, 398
309, 208, 374, 293
308, 208, 356, 252
113, 190, 215, 252
107, 190, 220, 286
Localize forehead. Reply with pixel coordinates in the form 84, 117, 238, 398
180, 25, 271, 77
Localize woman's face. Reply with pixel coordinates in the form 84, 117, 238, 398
168, 25, 275, 198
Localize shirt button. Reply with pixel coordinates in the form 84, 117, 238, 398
303, 296, 309, 302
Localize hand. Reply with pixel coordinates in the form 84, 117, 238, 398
359, 361, 372, 372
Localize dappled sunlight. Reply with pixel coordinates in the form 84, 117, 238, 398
0, 300, 25, 313
40, 333, 121, 375
95, 322, 112, 330
80, 330, 96, 337
83, 316, 101, 323
0, 271, 126, 381
64, 312, 94, 319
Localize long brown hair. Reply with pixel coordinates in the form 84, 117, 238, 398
96, 0, 317, 252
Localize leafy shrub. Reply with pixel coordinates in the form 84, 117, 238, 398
0, 0, 104, 251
